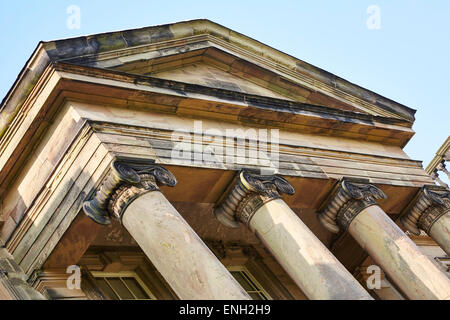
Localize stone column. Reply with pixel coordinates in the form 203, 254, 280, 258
214, 171, 372, 300
318, 178, 450, 300
401, 185, 450, 255
83, 160, 250, 300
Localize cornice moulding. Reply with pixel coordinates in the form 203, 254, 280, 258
425, 136, 450, 174
0, 62, 419, 196
1, 19, 416, 145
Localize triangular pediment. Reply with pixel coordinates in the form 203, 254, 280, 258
148, 61, 294, 101
102, 47, 369, 115
1, 19, 416, 148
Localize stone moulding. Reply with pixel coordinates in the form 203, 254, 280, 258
318, 177, 387, 234
0, 18, 416, 148
401, 185, 450, 235
214, 170, 295, 228
83, 159, 177, 225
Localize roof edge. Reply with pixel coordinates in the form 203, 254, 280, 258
0, 19, 417, 140
425, 136, 450, 174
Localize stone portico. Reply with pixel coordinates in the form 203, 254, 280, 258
0, 20, 448, 300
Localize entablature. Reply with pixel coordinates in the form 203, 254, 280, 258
0, 106, 431, 278
0, 61, 419, 205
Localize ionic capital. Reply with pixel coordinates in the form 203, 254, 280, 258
401, 185, 450, 235
83, 160, 177, 225
214, 171, 295, 228
318, 178, 387, 233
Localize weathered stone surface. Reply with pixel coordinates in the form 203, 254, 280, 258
249, 199, 372, 300
123, 191, 250, 300
0, 249, 45, 300
214, 171, 371, 299
349, 206, 450, 300
318, 177, 387, 234
429, 212, 450, 255
402, 185, 450, 255
0, 20, 441, 301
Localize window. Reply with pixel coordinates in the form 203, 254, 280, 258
227, 266, 271, 300
91, 271, 156, 300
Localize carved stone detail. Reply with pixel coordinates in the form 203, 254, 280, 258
83, 160, 177, 225
436, 161, 450, 181
401, 185, 450, 235
318, 178, 387, 233
431, 169, 449, 189
214, 171, 295, 228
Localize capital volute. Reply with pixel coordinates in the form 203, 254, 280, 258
401, 185, 450, 235
83, 160, 177, 225
318, 178, 387, 233
214, 171, 295, 228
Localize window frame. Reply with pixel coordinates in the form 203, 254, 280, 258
227, 266, 272, 300
91, 270, 157, 300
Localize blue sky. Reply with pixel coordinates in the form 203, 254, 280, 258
1, 1, 449, 177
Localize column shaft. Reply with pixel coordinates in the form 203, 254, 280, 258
122, 191, 250, 300
429, 211, 450, 255
84, 161, 250, 300
249, 199, 372, 300
349, 205, 450, 300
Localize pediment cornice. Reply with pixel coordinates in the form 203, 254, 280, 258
1, 20, 416, 145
